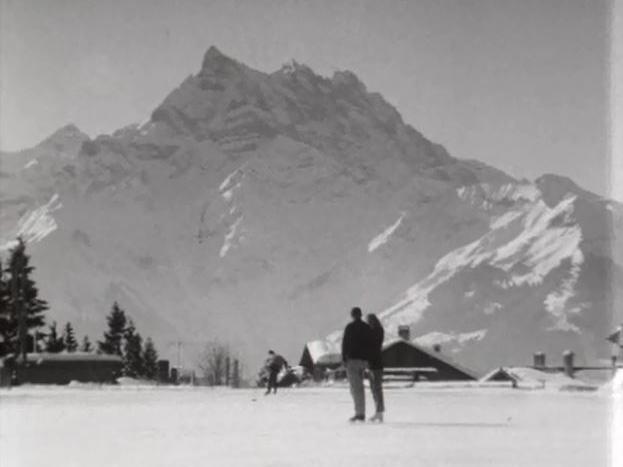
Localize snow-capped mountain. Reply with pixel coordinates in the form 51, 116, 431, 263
1, 47, 620, 373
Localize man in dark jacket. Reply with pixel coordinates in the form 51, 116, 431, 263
264, 350, 287, 395
341, 307, 372, 421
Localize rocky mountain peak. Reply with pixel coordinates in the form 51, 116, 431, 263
331, 69, 366, 92
277, 59, 315, 77
36, 124, 90, 151
199, 46, 242, 78
2, 46, 619, 374
44, 123, 87, 140
536, 173, 600, 207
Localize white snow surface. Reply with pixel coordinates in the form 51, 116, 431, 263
0, 194, 62, 251
368, 212, 405, 252
603, 369, 623, 393
0, 386, 612, 467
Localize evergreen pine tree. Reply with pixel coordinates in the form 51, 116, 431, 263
0, 238, 48, 357
45, 321, 66, 353
0, 259, 12, 356
98, 302, 127, 355
142, 337, 159, 380
122, 320, 144, 377
80, 335, 93, 352
63, 322, 78, 352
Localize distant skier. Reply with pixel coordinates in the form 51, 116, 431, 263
264, 350, 288, 395
341, 306, 372, 422
366, 313, 385, 422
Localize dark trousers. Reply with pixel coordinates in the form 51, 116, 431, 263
266, 369, 279, 393
369, 368, 385, 413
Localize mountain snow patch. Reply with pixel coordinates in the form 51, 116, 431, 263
368, 212, 405, 252
496, 183, 541, 202
495, 196, 581, 287
483, 302, 503, 315
377, 194, 583, 331
415, 329, 487, 348
220, 216, 243, 258
490, 210, 522, 229
219, 167, 244, 201
543, 249, 584, 333
457, 182, 541, 210
23, 159, 39, 169
0, 194, 62, 251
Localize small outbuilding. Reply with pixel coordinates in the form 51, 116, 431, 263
480, 366, 596, 390
299, 326, 478, 382
299, 340, 342, 380
0, 352, 123, 386
381, 338, 477, 381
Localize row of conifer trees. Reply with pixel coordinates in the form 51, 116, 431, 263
0, 238, 160, 380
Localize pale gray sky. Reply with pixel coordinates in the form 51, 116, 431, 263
0, 0, 615, 198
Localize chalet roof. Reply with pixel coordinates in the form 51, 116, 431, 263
304, 340, 341, 365
480, 366, 594, 389
607, 325, 622, 344
382, 338, 479, 379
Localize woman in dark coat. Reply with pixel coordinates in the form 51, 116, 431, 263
366, 313, 385, 422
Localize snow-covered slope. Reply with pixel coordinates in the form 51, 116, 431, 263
0, 47, 620, 372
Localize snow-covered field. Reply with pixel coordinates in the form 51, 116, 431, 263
0, 386, 617, 467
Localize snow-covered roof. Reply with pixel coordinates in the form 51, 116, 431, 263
1, 352, 123, 368
24, 352, 122, 363
305, 340, 341, 365
481, 366, 596, 390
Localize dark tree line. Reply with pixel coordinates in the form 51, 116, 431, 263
98, 302, 159, 379
0, 238, 48, 356
0, 239, 99, 357
0, 238, 160, 381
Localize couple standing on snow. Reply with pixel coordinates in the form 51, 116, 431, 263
341, 307, 385, 422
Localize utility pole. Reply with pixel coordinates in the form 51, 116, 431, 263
225, 356, 231, 386
176, 340, 183, 369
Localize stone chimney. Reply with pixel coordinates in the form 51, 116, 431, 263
533, 352, 546, 369
398, 325, 410, 341
563, 350, 575, 378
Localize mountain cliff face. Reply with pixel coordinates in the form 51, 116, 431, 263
1, 47, 620, 373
